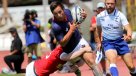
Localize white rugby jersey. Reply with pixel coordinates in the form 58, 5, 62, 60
96, 8, 129, 40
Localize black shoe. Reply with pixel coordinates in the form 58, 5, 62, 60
130, 73, 136, 76
74, 69, 81, 76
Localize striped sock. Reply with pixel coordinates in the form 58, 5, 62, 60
110, 64, 118, 76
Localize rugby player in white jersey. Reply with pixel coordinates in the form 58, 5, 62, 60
95, 0, 136, 76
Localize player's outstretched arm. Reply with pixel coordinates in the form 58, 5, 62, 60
60, 45, 91, 61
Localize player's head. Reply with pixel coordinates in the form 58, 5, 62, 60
105, 0, 116, 14
23, 9, 32, 21
9, 27, 18, 37
31, 10, 38, 18
50, 1, 65, 21
97, 2, 105, 14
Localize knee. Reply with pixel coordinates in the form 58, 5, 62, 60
4, 56, 8, 62
127, 64, 135, 71
83, 56, 94, 65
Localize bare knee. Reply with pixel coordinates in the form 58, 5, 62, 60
82, 52, 95, 65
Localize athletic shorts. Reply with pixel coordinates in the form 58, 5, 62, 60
102, 37, 130, 55
60, 37, 90, 60
26, 61, 36, 76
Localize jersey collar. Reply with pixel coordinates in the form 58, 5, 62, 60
105, 8, 117, 16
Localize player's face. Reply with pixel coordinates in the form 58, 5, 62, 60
52, 6, 65, 21
97, 7, 105, 14
10, 32, 16, 37
105, 0, 116, 14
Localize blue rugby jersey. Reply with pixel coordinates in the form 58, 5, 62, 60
52, 9, 81, 53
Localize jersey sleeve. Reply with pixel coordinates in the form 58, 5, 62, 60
64, 9, 73, 23
35, 19, 41, 25
52, 23, 64, 42
96, 15, 101, 27
120, 13, 129, 26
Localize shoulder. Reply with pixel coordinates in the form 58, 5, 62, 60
64, 9, 73, 22
34, 19, 40, 23
64, 9, 71, 14
16, 38, 22, 42
117, 11, 126, 18
52, 22, 61, 32
97, 10, 106, 18
14, 37, 22, 43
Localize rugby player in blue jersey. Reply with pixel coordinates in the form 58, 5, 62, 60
49, 1, 103, 76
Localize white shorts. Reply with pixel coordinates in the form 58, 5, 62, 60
60, 37, 89, 60
25, 61, 36, 76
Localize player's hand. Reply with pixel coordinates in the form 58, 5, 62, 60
30, 20, 36, 26
68, 22, 77, 32
81, 9, 87, 19
123, 35, 132, 42
96, 43, 101, 51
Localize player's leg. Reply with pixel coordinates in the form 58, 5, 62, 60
34, 44, 41, 59
81, 47, 103, 76
105, 50, 118, 76
25, 45, 33, 63
100, 48, 111, 75
118, 39, 136, 76
121, 53, 136, 76
60, 46, 91, 61
61, 59, 83, 76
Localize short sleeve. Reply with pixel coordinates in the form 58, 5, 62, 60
35, 20, 41, 25
52, 23, 64, 42
120, 13, 129, 26
96, 15, 101, 26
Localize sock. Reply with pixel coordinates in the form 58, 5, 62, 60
74, 69, 81, 76
130, 73, 136, 76
91, 64, 103, 76
110, 64, 118, 76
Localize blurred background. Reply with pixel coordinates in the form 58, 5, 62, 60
0, 0, 136, 50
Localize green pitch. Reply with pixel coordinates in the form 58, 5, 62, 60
0, 73, 25, 76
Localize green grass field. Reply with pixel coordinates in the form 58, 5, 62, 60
0, 73, 25, 76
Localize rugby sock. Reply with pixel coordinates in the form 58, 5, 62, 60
91, 64, 103, 76
130, 68, 136, 76
110, 64, 118, 76
74, 69, 81, 76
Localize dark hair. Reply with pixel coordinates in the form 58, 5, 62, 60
50, 1, 64, 13
31, 10, 38, 17
9, 27, 17, 33
48, 0, 62, 5
23, 9, 31, 21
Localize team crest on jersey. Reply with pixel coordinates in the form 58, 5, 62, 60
114, 16, 119, 22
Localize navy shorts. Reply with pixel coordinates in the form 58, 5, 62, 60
102, 37, 130, 55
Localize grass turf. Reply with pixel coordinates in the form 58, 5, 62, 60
0, 73, 25, 76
